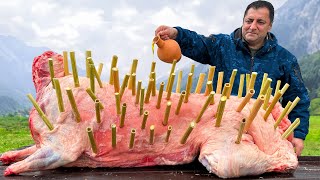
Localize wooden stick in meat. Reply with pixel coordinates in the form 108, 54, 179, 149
66, 88, 81, 123
180, 121, 195, 144
163, 102, 172, 126
236, 89, 255, 112
135, 80, 142, 105
248, 72, 257, 90
263, 87, 273, 110
238, 74, 245, 98
176, 70, 182, 93
140, 87, 145, 116
195, 73, 205, 94
95, 99, 101, 123
216, 72, 224, 94
274, 101, 292, 129
215, 96, 227, 127
86, 88, 104, 109
128, 59, 138, 89
235, 119, 246, 144
145, 78, 154, 103
48, 58, 55, 89
166, 60, 177, 92
205, 81, 213, 96
166, 74, 175, 100
165, 125, 172, 143
115, 93, 121, 115
27, 94, 54, 131
53, 78, 64, 112
87, 127, 98, 154
129, 128, 136, 149
109, 55, 118, 85
149, 125, 155, 145
131, 73, 136, 96
156, 82, 165, 109
62, 51, 70, 76
287, 97, 301, 115
120, 73, 130, 100
97, 63, 103, 77
175, 91, 186, 115
196, 92, 214, 123
264, 90, 283, 120
111, 124, 116, 148
141, 111, 149, 129
227, 69, 237, 98
282, 118, 300, 139
120, 103, 127, 127
184, 73, 193, 103
112, 67, 120, 93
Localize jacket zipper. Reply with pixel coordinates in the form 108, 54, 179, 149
250, 56, 254, 74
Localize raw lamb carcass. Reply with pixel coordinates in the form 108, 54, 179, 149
0, 51, 298, 178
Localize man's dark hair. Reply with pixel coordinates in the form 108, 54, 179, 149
244, 0, 274, 23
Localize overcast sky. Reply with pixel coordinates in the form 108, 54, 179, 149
0, 0, 287, 81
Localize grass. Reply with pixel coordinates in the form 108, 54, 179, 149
0, 116, 319, 155
0, 116, 33, 153
302, 116, 320, 156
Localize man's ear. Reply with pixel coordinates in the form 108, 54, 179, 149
268, 23, 272, 32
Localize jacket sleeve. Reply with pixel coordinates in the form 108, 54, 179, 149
281, 55, 310, 140
174, 26, 220, 65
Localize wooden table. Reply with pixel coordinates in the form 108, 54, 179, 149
1, 156, 319, 179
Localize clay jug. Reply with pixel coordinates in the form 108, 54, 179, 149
153, 35, 182, 63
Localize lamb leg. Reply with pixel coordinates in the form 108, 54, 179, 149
4, 146, 79, 176
0, 145, 38, 165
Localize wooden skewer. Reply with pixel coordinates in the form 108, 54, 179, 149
236, 89, 255, 112
195, 92, 214, 123
140, 87, 145, 116
150, 72, 156, 96
216, 72, 224, 94
215, 96, 227, 127
97, 63, 103, 77
48, 58, 55, 89
109, 55, 118, 85
175, 91, 186, 115
115, 93, 121, 115
221, 83, 230, 97
150, 61, 156, 72
259, 73, 268, 95
27, 94, 54, 130
89, 64, 95, 93
87, 58, 103, 88
87, 127, 97, 154
259, 78, 272, 96
141, 111, 149, 129
111, 124, 116, 148
135, 80, 142, 105
165, 125, 172, 143
184, 73, 193, 103
238, 74, 245, 98
210, 91, 215, 105
53, 78, 65, 112
235, 119, 246, 144
243, 95, 265, 132
280, 83, 290, 94
120, 103, 127, 127
66, 88, 81, 123
95, 99, 101, 123
195, 73, 206, 94
207, 66, 216, 84
176, 70, 183, 93
128, 59, 138, 89
85, 50, 92, 78
226, 69, 237, 98
62, 51, 70, 76
156, 82, 165, 109
274, 80, 281, 96
112, 67, 120, 93
131, 73, 136, 95
166, 60, 177, 92
204, 81, 213, 96
149, 125, 155, 145
166, 73, 175, 100
274, 101, 292, 129
120, 73, 130, 100
282, 118, 300, 139
248, 72, 257, 91
129, 128, 136, 149
145, 78, 154, 103
287, 97, 301, 115
246, 73, 251, 93
264, 90, 283, 120
86, 88, 104, 109
180, 122, 195, 144
163, 102, 172, 126
190, 64, 195, 74
263, 87, 273, 110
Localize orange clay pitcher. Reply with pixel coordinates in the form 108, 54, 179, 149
153, 35, 182, 63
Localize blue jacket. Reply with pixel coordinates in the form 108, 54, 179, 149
175, 26, 310, 140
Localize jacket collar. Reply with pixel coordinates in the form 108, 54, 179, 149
232, 27, 278, 55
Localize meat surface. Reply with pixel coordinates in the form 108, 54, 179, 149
0, 51, 298, 178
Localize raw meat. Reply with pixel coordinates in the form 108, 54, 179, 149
0, 51, 298, 178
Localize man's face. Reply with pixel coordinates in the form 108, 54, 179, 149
242, 7, 272, 48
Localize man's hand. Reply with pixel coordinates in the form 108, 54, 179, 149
292, 138, 304, 156
155, 25, 178, 40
